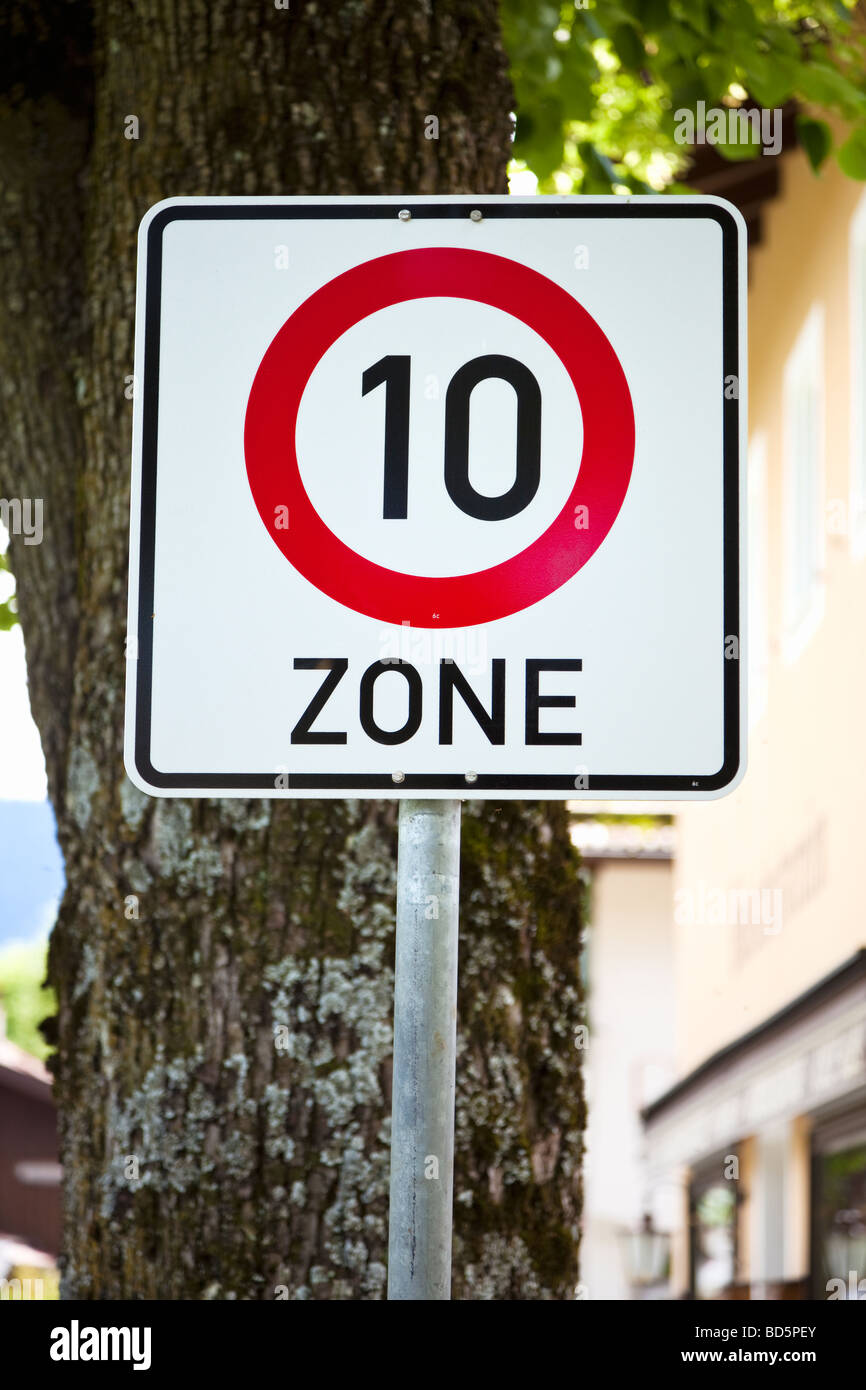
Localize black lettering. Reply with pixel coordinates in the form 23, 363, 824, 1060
291, 658, 348, 743
359, 660, 422, 745
525, 659, 582, 745
438, 659, 505, 744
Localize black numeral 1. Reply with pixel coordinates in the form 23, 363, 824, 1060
361, 355, 411, 519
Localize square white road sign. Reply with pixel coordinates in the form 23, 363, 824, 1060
124, 195, 746, 799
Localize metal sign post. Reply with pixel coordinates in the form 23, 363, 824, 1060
387, 799, 462, 1300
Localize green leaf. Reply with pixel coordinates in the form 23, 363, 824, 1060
739, 53, 794, 110
668, 23, 701, 63
761, 23, 801, 62
612, 22, 646, 70
513, 91, 569, 177
670, 76, 706, 114
796, 115, 833, 173
838, 126, 866, 180
713, 133, 762, 163
641, 0, 670, 32
795, 59, 866, 120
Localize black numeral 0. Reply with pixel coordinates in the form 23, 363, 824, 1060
444, 354, 541, 521
362, 353, 542, 522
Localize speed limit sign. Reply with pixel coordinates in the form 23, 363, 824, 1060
125, 195, 746, 799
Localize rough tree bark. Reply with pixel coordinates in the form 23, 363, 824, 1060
0, 0, 586, 1299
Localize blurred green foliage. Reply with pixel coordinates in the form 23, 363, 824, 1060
503, 0, 866, 192
0, 939, 54, 1061
0, 550, 17, 631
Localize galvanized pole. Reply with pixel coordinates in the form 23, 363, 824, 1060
387, 798, 461, 1300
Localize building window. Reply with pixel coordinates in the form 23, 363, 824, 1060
782, 305, 824, 662
811, 1111, 866, 1300
748, 434, 769, 725
850, 193, 866, 557
689, 1166, 738, 1298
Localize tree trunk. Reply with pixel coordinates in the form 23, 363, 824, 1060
0, 0, 585, 1299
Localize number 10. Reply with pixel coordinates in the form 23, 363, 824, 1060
361, 353, 542, 522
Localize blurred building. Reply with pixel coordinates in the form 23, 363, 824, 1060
583, 125, 866, 1300
576, 820, 676, 1299
0, 1006, 61, 1281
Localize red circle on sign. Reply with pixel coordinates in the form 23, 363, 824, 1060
244, 247, 634, 627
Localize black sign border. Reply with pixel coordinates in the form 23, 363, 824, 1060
131, 200, 742, 797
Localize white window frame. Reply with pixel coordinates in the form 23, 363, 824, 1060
849, 191, 866, 558
748, 433, 769, 726
782, 303, 825, 664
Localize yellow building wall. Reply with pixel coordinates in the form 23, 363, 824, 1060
674, 141, 866, 1071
